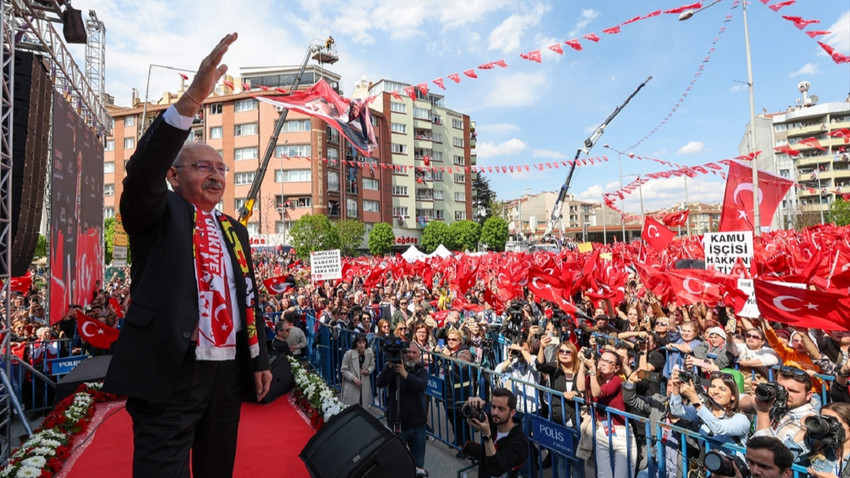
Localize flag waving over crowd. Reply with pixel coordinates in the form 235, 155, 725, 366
75, 310, 120, 350
258, 79, 377, 156
718, 161, 795, 232
641, 216, 675, 250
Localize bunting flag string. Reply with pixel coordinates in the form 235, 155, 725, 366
626, 1, 736, 151
759, 0, 850, 63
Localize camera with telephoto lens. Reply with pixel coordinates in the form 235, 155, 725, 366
704, 451, 751, 478
678, 370, 693, 383
461, 402, 487, 422
805, 415, 846, 449
754, 382, 788, 411
382, 338, 410, 364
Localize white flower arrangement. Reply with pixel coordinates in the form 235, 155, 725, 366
287, 356, 346, 421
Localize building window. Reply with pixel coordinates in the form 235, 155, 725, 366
105, 139, 114, 151
104, 162, 115, 174
413, 107, 431, 120
210, 126, 222, 139
125, 115, 135, 127
235, 147, 259, 160
391, 143, 407, 154
453, 155, 465, 166
246, 223, 259, 235
210, 103, 223, 114
326, 128, 339, 143
104, 184, 115, 196
363, 178, 379, 190
346, 198, 358, 217
283, 119, 311, 132
432, 171, 444, 181
774, 124, 787, 132
454, 191, 466, 201
276, 169, 312, 182
390, 102, 406, 114
124, 137, 135, 149
416, 209, 434, 220
328, 171, 339, 192
234, 99, 257, 112
234, 172, 256, 185
431, 151, 443, 162
435, 210, 445, 220
452, 118, 463, 129
455, 210, 466, 221
234, 123, 258, 136
392, 186, 408, 196
275, 144, 312, 157
434, 190, 444, 201
433, 133, 443, 143
363, 200, 380, 213
392, 207, 409, 218
453, 137, 464, 147
454, 173, 465, 183
391, 123, 407, 134
104, 207, 115, 219
327, 147, 339, 161
416, 189, 433, 200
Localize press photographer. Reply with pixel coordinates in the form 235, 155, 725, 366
460, 388, 529, 478
794, 402, 850, 478
376, 344, 430, 478
705, 436, 793, 478
753, 366, 817, 459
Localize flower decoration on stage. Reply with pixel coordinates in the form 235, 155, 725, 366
0, 382, 119, 478
288, 356, 345, 423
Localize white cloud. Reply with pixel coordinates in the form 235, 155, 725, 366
488, 4, 550, 53
533, 149, 569, 159
476, 138, 528, 158
484, 72, 547, 107
568, 9, 599, 38
729, 85, 745, 93
577, 181, 621, 201
788, 63, 820, 78
677, 141, 704, 155
822, 12, 850, 55
638, 177, 724, 212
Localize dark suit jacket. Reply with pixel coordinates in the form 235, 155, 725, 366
103, 113, 269, 403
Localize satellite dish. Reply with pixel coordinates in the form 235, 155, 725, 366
809, 95, 819, 105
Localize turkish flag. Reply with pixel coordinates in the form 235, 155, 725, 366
798, 137, 826, 151
752, 279, 850, 331
75, 310, 120, 350
662, 210, 690, 227
5, 270, 33, 294
108, 298, 124, 318
263, 275, 295, 295
641, 216, 676, 250
667, 271, 723, 306
773, 144, 799, 156
718, 160, 794, 232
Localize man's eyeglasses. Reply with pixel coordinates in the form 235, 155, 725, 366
174, 161, 229, 176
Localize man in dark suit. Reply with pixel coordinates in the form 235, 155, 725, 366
103, 33, 271, 478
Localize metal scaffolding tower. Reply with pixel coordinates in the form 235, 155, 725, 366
85, 10, 105, 104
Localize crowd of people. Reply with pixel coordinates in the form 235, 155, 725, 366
6, 237, 850, 478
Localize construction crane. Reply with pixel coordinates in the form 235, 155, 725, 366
237, 37, 338, 226
542, 75, 652, 240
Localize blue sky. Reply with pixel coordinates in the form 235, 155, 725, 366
70, 0, 849, 214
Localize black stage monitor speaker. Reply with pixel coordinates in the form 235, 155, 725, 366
62, 7, 87, 44
674, 259, 705, 270
55, 355, 112, 403
259, 354, 293, 404
300, 404, 416, 478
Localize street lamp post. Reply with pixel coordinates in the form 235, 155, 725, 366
681, 0, 761, 235
604, 144, 635, 241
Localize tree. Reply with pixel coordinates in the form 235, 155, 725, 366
449, 220, 481, 252
104, 217, 116, 264
289, 214, 340, 260
420, 221, 452, 253
334, 219, 365, 257
368, 222, 395, 256
827, 198, 850, 226
472, 174, 497, 224
480, 216, 510, 252
33, 234, 46, 258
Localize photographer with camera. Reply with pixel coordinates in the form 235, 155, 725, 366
461, 388, 530, 478
753, 366, 817, 459
706, 436, 794, 478
792, 402, 850, 478
669, 369, 751, 450
376, 344, 430, 478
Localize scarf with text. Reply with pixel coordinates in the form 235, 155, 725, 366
193, 208, 260, 361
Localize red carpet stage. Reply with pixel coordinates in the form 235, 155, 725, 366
57, 396, 314, 477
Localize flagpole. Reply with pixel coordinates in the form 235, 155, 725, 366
742, 0, 761, 235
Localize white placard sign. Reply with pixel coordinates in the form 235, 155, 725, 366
736, 278, 806, 319
310, 249, 342, 282
704, 231, 753, 274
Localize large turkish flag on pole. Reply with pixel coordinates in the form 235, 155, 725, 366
752, 279, 850, 331
641, 216, 676, 250
718, 161, 794, 232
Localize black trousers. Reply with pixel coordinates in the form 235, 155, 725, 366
126, 352, 242, 478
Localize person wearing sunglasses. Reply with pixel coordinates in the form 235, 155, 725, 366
537, 337, 582, 478
730, 326, 779, 395
753, 365, 817, 459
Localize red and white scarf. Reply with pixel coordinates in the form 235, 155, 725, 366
193, 208, 260, 361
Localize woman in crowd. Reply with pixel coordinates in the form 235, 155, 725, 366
537, 336, 581, 478
410, 321, 435, 368
394, 321, 409, 341
340, 334, 375, 407
436, 327, 474, 449
669, 370, 750, 449
576, 348, 635, 478
375, 319, 392, 342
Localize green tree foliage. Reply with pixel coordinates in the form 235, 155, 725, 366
104, 217, 116, 264
420, 221, 452, 253
472, 174, 497, 224
827, 198, 850, 227
334, 219, 365, 257
289, 214, 340, 260
480, 216, 510, 252
449, 220, 481, 252
33, 234, 47, 258
368, 222, 395, 256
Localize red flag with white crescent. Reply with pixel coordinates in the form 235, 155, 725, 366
752, 279, 850, 331
76, 310, 120, 350
718, 161, 794, 232
263, 276, 295, 295
641, 216, 676, 251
